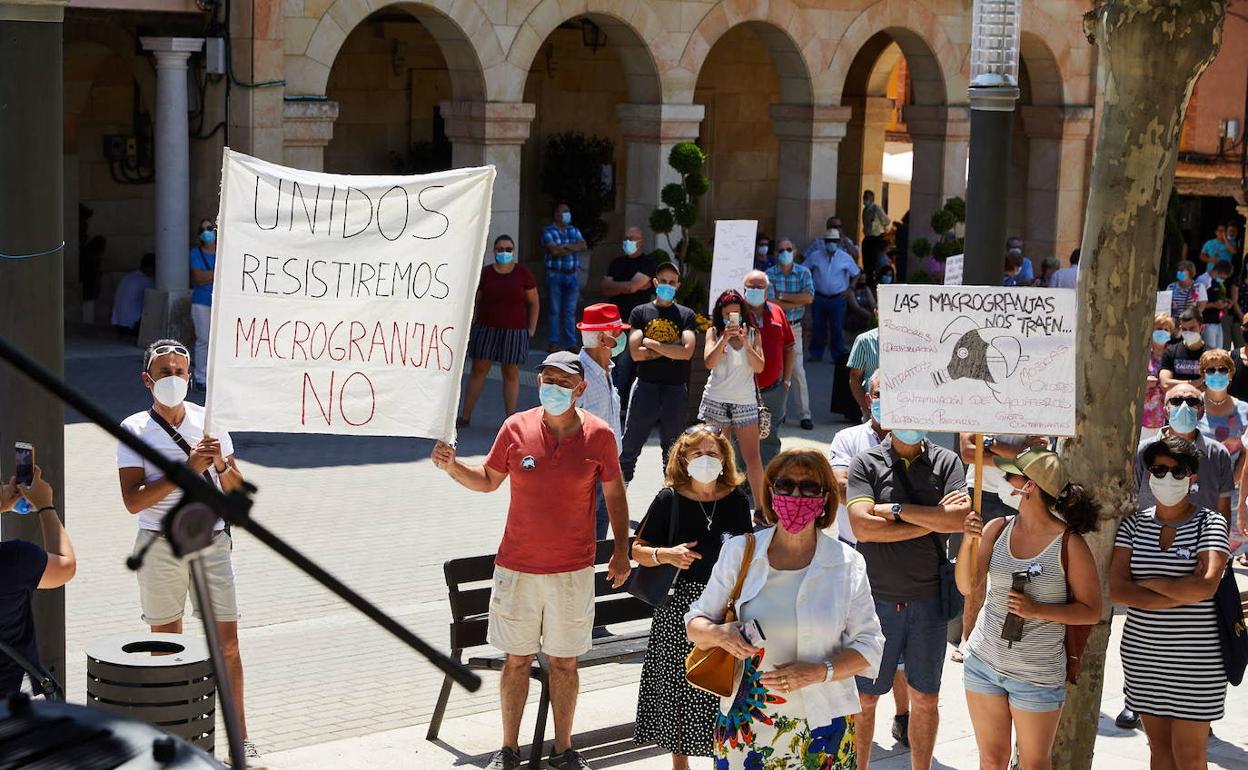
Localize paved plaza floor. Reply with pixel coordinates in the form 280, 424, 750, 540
51, 336, 1248, 768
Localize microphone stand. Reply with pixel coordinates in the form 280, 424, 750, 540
0, 335, 481, 769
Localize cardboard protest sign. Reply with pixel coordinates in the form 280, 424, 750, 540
708, 220, 757, 312
205, 149, 494, 441
943, 255, 964, 286
877, 285, 1077, 436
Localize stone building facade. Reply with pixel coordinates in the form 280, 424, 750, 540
54, 0, 1244, 326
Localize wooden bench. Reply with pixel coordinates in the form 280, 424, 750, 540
427, 540, 653, 768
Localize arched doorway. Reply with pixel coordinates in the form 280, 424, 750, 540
692, 21, 813, 242
323, 3, 486, 175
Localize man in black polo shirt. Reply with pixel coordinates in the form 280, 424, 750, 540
1159, 307, 1207, 390
847, 427, 969, 770
600, 226, 656, 416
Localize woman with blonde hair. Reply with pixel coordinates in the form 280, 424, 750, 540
686, 449, 884, 769
632, 424, 753, 769
1143, 313, 1176, 443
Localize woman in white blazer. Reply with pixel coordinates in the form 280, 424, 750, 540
686, 448, 884, 769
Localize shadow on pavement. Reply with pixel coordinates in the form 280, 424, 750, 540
432, 723, 667, 769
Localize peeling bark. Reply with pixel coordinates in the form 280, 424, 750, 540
1054, 2, 1224, 768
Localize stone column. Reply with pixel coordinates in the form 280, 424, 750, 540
1020, 106, 1095, 261
835, 97, 892, 240
0, 0, 66, 690
770, 104, 852, 246
283, 100, 340, 172
904, 105, 971, 248
141, 37, 203, 292
441, 101, 536, 248
615, 103, 705, 238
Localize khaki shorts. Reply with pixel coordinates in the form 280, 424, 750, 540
487, 565, 594, 658
134, 529, 239, 626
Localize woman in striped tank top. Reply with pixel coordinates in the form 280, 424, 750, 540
953, 449, 1102, 770
1111, 437, 1230, 770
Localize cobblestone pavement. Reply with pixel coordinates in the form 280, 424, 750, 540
59, 341, 843, 755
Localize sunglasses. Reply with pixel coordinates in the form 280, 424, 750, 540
1203, 367, 1231, 375
772, 478, 827, 498
1147, 465, 1192, 480
684, 424, 722, 436
1167, 396, 1203, 408
144, 344, 190, 368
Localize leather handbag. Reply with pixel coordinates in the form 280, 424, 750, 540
624, 491, 681, 608
685, 532, 756, 698
1060, 529, 1094, 685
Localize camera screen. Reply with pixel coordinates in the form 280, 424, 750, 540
15, 445, 33, 486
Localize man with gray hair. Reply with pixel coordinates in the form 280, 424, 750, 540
742, 270, 795, 471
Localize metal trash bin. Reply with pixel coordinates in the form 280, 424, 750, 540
86, 633, 216, 754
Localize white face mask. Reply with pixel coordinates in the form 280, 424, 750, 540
151, 375, 189, 408
997, 484, 1023, 511
1148, 473, 1190, 507
1181, 330, 1202, 346
687, 455, 723, 484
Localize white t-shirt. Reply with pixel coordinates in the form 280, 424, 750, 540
117, 403, 234, 532
1049, 265, 1078, 289
828, 422, 883, 544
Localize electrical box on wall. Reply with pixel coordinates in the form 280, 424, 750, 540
206, 38, 226, 75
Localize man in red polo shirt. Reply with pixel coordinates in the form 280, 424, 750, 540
743, 269, 796, 470
432, 351, 630, 770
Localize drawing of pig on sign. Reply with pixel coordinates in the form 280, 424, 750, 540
876, 285, 1078, 436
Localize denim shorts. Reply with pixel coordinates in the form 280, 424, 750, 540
856, 597, 946, 696
963, 652, 1067, 713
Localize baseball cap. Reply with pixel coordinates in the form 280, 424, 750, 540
993, 448, 1068, 498
536, 350, 583, 377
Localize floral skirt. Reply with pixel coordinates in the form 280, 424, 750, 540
714, 651, 856, 770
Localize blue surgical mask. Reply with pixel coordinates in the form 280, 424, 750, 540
539, 382, 575, 416
655, 283, 677, 303
892, 429, 927, 446
744, 287, 766, 307
1167, 403, 1199, 433
1177, 270, 1189, 281
622, 239, 638, 256
561, 211, 572, 225
880, 275, 894, 284
1206, 372, 1231, 392
1152, 330, 1172, 345
777, 249, 794, 266
870, 399, 881, 423
825, 241, 838, 253
495, 251, 514, 265
1216, 276, 1226, 284
757, 244, 769, 257
610, 332, 628, 357
200, 230, 216, 244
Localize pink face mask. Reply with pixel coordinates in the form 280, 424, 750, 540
770, 493, 824, 533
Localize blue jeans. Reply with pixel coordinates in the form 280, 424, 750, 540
595, 483, 609, 541
856, 597, 947, 696
613, 346, 636, 419
546, 271, 580, 348
809, 293, 847, 360
963, 652, 1066, 712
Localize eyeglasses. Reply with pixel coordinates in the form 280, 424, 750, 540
684, 424, 722, 436
771, 478, 827, 498
144, 344, 189, 368
1203, 367, 1231, 375
1167, 396, 1203, 408
1147, 465, 1192, 480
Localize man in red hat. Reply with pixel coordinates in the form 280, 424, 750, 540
576, 303, 630, 539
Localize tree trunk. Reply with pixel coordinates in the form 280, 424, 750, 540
1053, 3, 1224, 768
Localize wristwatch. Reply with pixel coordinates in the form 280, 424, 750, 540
890, 503, 904, 522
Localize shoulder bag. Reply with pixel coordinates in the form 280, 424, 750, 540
148, 410, 228, 536
891, 461, 963, 621
0, 638, 63, 701
624, 491, 681, 608
1195, 511, 1248, 685
685, 532, 756, 697
1059, 529, 1094, 685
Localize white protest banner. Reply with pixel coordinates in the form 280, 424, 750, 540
707, 220, 757, 312
205, 148, 494, 441
943, 254, 964, 286
877, 285, 1077, 436
1156, 290, 1172, 315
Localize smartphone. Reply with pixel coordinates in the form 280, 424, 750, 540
13, 442, 33, 514
14, 442, 33, 486
739, 618, 766, 648
728, 312, 740, 326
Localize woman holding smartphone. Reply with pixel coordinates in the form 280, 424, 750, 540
954, 448, 1101, 770
699, 289, 767, 503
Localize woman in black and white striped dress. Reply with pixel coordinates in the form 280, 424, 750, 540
1111, 436, 1231, 769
